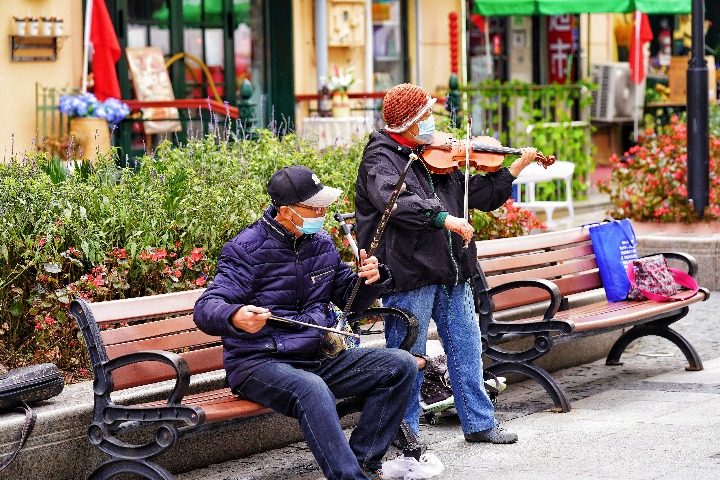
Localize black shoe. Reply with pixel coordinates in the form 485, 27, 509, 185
464, 425, 518, 444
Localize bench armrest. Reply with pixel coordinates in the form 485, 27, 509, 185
487, 278, 562, 321
347, 306, 419, 351
642, 252, 699, 277
103, 350, 190, 405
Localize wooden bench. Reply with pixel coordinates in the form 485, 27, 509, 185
70, 289, 418, 479
473, 226, 709, 412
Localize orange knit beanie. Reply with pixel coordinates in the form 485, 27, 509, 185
383, 83, 436, 133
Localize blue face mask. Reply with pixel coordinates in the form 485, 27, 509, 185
288, 207, 326, 235
415, 115, 435, 143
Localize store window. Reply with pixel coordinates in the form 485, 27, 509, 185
372, 0, 407, 90
126, 0, 254, 102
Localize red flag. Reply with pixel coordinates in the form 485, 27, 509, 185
471, 14, 485, 32
90, 0, 121, 100
629, 10, 653, 84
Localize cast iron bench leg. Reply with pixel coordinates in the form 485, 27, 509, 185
606, 323, 703, 371
486, 361, 572, 413
89, 458, 174, 480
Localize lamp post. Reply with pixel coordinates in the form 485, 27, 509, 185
686, 0, 709, 218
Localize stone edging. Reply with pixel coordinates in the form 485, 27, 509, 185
636, 231, 720, 291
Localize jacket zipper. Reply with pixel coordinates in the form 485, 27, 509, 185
310, 268, 334, 284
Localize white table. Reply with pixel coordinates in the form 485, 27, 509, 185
301, 116, 371, 149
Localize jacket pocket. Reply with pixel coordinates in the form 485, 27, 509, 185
388, 227, 418, 263
310, 267, 334, 285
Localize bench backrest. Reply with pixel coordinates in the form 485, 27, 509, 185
476, 226, 602, 311
71, 289, 223, 391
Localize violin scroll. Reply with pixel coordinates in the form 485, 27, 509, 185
532, 151, 556, 169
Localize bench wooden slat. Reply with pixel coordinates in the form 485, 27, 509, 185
485, 257, 599, 287
100, 314, 198, 345
141, 388, 272, 423
488, 270, 603, 311
479, 243, 595, 274
111, 345, 225, 390
551, 271, 604, 296
510, 292, 707, 333
476, 227, 590, 257
88, 289, 205, 324
105, 329, 219, 360
562, 293, 707, 332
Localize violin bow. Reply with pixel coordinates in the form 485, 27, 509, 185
464, 118, 472, 221
341, 152, 420, 318
268, 314, 360, 338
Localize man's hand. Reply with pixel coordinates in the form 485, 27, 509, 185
231, 305, 270, 333
358, 248, 382, 284
444, 214, 474, 246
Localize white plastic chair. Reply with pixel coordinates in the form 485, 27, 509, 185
512, 160, 575, 223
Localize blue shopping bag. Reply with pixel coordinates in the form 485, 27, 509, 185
588, 219, 639, 302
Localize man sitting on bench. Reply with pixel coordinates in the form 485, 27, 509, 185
194, 165, 416, 480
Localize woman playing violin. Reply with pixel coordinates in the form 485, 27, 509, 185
355, 83, 539, 447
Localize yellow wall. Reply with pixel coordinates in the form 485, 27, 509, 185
416, 0, 460, 94
0, 0, 82, 158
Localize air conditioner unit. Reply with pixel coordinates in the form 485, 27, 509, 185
590, 62, 636, 121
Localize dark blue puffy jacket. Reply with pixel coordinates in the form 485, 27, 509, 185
194, 206, 391, 390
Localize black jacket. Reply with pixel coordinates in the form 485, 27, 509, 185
355, 130, 515, 293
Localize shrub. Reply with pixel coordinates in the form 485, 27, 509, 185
0, 129, 544, 380
598, 111, 720, 222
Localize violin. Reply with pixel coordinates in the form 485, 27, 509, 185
421, 131, 556, 174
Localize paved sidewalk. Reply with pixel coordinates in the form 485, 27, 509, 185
178, 293, 720, 480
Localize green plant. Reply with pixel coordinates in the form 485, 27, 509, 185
472, 200, 546, 240
458, 80, 595, 200
0, 128, 545, 380
598, 112, 720, 222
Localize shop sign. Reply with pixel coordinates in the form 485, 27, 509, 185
547, 15, 574, 84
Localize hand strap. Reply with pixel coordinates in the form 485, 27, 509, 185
0, 402, 37, 473
627, 260, 700, 302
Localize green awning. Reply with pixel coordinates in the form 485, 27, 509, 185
153, 0, 250, 27
633, 0, 691, 14
473, 0, 691, 16
473, 0, 538, 16
538, 0, 632, 15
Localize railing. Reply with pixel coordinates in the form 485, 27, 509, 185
460, 82, 591, 147
294, 91, 447, 132
35, 82, 74, 149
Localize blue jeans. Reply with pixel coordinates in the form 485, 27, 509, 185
383, 282, 497, 435
236, 348, 416, 480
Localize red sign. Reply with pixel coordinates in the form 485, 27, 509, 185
547, 15, 575, 84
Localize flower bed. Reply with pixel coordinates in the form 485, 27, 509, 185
599, 109, 720, 222
0, 130, 545, 380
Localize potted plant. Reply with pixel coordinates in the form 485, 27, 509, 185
323, 65, 357, 118
58, 93, 130, 162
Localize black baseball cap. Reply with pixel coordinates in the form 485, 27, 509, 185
267, 166, 342, 207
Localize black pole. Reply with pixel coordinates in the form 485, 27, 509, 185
686, 0, 709, 218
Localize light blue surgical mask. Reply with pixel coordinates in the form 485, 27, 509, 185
288, 207, 326, 235
415, 115, 435, 143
